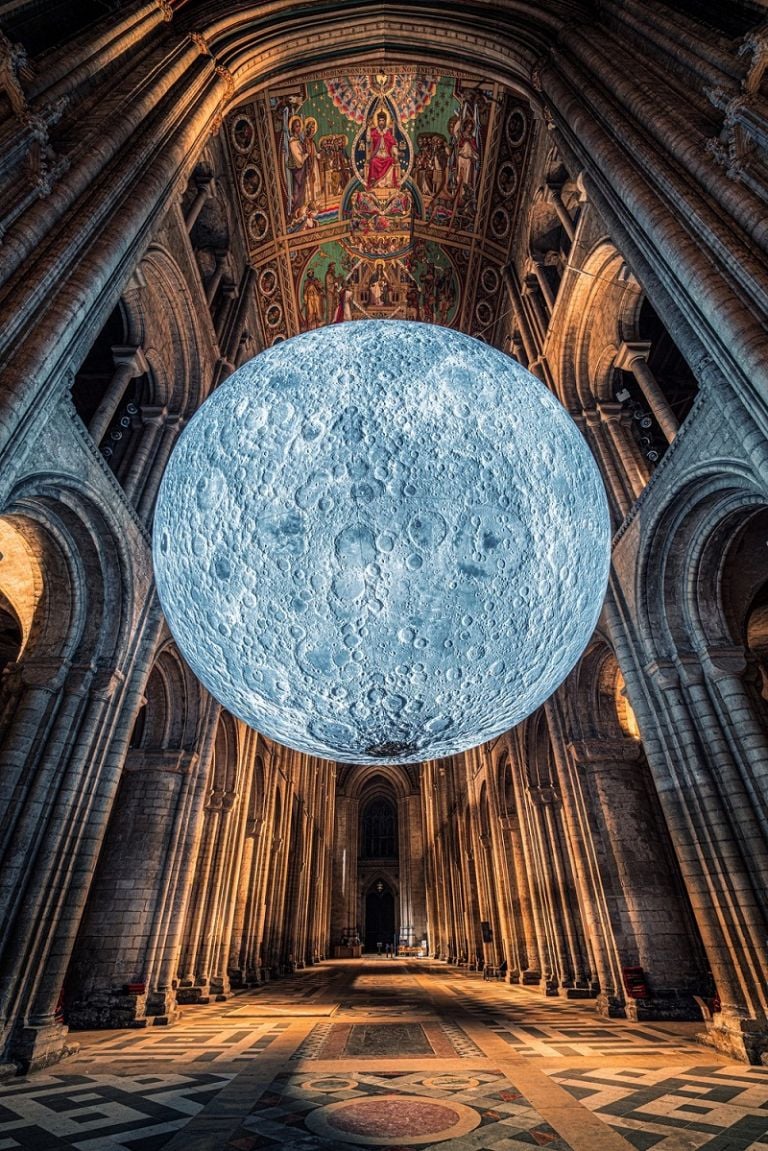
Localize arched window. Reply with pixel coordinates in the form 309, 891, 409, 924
361, 798, 396, 859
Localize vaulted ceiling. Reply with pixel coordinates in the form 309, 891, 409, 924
222, 67, 535, 348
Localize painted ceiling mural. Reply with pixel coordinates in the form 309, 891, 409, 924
225, 70, 532, 347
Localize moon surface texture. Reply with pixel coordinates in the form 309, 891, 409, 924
153, 321, 610, 764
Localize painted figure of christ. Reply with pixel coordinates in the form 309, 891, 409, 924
366, 111, 400, 190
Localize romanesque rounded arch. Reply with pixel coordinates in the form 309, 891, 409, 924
184, 3, 580, 108
211, 709, 241, 795
132, 636, 207, 751
132, 245, 208, 418
2, 475, 135, 670
636, 468, 765, 658
519, 708, 553, 790
563, 632, 628, 743
555, 239, 643, 411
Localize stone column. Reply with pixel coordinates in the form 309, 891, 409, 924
185, 171, 216, 230
206, 249, 229, 305
137, 414, 182, 522
530, 257, 556, 312
569, 735, 704, 1019
522, 276, 549, 345
497, 814, 534, 980
615, 343, 679, 444
508, 758, 546, 983
502, 265, 545, 380
195, 788, 238, 999
177, 789, 224, 1003
88, 345, 148, 445
546, 181, 576, 242
644, 657, 768, 1060
580, 409, 630, 525
154, 696, 220, 1002
228, 809, 263, 986
66, 747, 199, 1029
598, 400, 649, 502
121, 405, 166, 504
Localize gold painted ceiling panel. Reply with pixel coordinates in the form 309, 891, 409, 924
225, 69, 533, 348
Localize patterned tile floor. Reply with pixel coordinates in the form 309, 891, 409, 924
224, 1067, 571, 1151
547, 1064, 768, 1151
0, 1071, 233, 1149
0, 960, 756, 1151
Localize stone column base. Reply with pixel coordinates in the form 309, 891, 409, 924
10, 1020, 79, 1074
596, 992, 627, 1018
698, 1013, 768, 1064
520, 970, 540, 985
209, 975, 231, 1002
176, 981, 211, 1005
625, 993, 704, 1023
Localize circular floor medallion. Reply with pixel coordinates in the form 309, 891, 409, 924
301, 1076, 357, 1092
304, 1093, 481, 1145
421, 1074, 480, 1091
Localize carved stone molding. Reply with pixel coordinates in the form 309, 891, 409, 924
568, 738, 642, 765
125, 749, 198, 775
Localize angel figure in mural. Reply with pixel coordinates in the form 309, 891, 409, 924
447, 92, 483, 221
365, 109, 401, 191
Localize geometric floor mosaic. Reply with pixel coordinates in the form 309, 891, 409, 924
72, 1021, 291, 1065
0, 959, 748, 1151
291, 1019, 484, 1059
548, 1064, 768, 1151
488, 1021, 702, 1059
223, 1068, 573, 1151
0, 1071, 233, 1150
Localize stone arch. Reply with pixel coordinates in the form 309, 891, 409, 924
554, 239, 642, 412
2, 476, 134, 672
565, 633, 628, 743
0, 479, 137, 1060
637, 468, 764, 659
135, 245, 207, 418
211, 709, 241, 796
130, 637, 206, 752
342, 764, 413, 801
478, 780, 491, 837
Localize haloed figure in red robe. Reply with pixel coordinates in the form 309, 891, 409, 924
366, 111, 400, 190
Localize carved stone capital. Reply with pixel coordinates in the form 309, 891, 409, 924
16, 658, 72, 693
597, 400, 624, 423
191, 31, 210, 55
112, 345, 148, 376
246, 816, 264, 838
615, 340, 652, 372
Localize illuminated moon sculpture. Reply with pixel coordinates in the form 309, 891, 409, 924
153, 321, 610, 764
